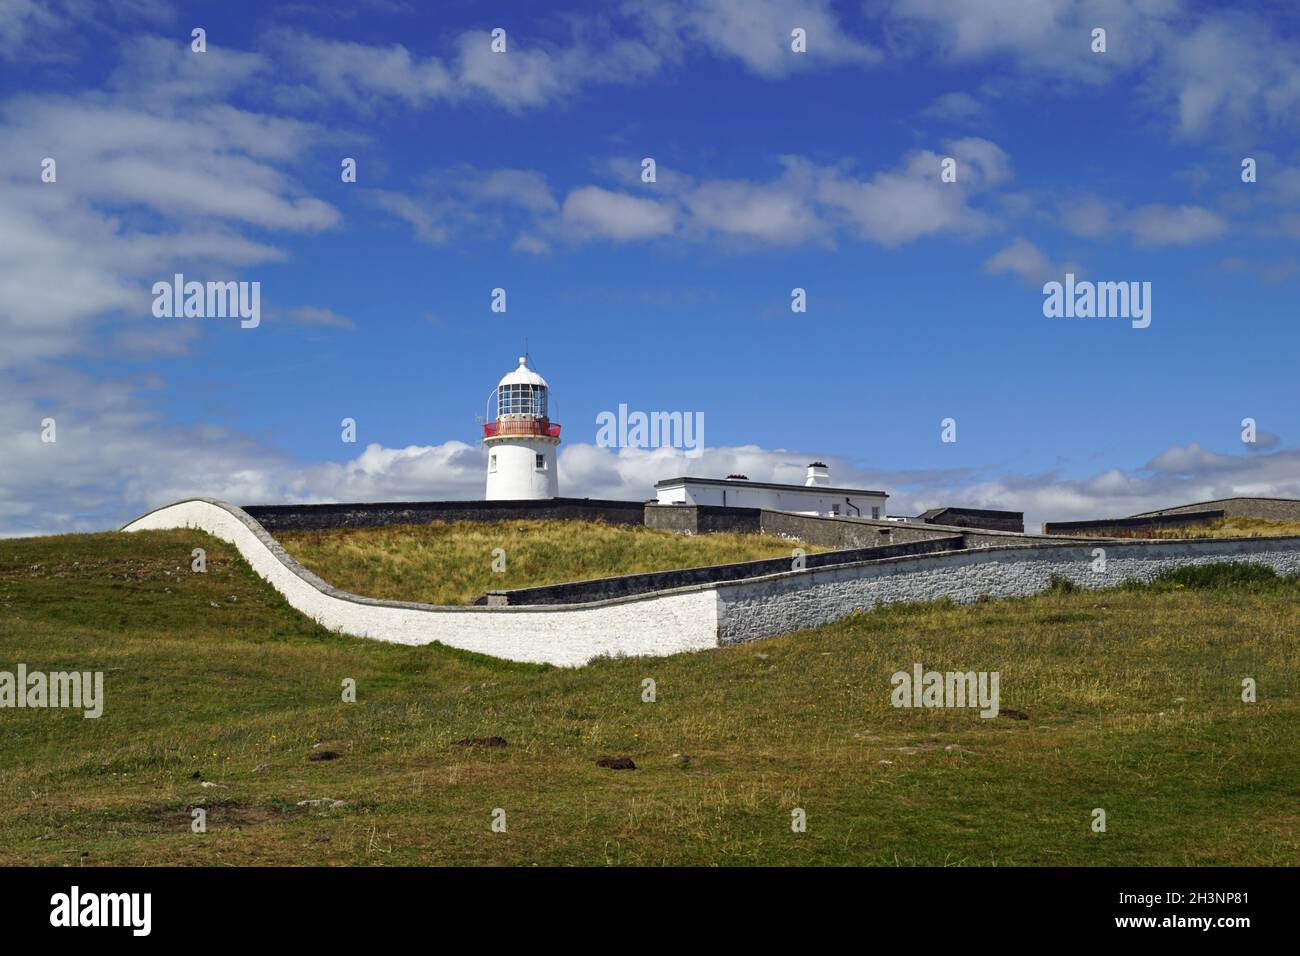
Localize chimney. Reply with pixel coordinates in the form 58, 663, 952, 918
805, 462, 830, 487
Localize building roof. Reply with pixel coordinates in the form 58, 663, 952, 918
497, 356, 548, 389
656, 476, 888, 497
917, 506, 1023, 520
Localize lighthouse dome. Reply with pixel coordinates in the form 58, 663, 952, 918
497, 356, 548, 389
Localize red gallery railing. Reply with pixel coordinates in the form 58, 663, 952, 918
483, 420, 561, 439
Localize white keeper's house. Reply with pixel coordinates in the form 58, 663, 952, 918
654, 464, 889, 519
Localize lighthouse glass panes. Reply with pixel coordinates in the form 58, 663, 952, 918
498, 383, 547, 418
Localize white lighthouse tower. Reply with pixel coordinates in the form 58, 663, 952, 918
483, 356, 560, 500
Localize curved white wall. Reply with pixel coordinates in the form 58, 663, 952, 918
121, 498, 716, 667
485, 439, 558, 500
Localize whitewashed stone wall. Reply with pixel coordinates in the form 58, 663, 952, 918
121, 499, 718, 667
122, 499, 1300, 666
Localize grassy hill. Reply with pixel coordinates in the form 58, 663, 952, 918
1, 527, 1297, 866
276, 519, 822, 605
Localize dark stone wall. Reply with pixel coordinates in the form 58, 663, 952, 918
763, 511, 988, 548
1134, 498, 1300, 521
958, 528, 1059, 547
645, 504, 1035, 549
244, 498, 648, 532
922, 508, 1025, 533
760, 510, 922, 547
1043, 509, 1225, 536
486, 535, 964, 606
643, 504, 763, 535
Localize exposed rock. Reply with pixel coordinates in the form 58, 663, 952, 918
596, 756, 636, 770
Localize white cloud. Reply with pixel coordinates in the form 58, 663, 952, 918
475, 169, 559, 213
983, 238, 1078, 286
0, 0, 65, 60
922, 91, 988, 122
1058, 196, 1227, 246
0, 0, 174, 63
683, 175, 824, 244
271, 35, 454, 108
640, 0, 881, 77
560, 187, 678, 240
881, 0, 1300, 139
809, 139, 1011, 246
1156, 13, 1300, 138
1124, 203, 1226, 246
1059, 196, 1116, 238
0, 38, 338, 368
512, 233, 550, 255
270, 22, 665, 112
374, 142, 1014, 251
369, 189, 448, 244
367, 166, 562, 247
270, 0, 884, 114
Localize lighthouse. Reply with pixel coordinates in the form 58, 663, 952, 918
483, 356, 560, 500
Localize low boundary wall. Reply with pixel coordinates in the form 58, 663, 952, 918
122, 499, 1300, 667
1131, 497, 1300, 521
486, 535, 963, 605
647, 504, 1064, 550
1043, 509, 1225, 537
244, 497, 647, 531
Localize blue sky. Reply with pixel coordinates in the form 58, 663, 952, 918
2, 0, 1299, 535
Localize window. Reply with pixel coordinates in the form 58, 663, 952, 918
832, 504, 840, 516
497, 383, 547, 418
871, 506, 880, 519
489, 453, 497, 473
535, 453, 545, 470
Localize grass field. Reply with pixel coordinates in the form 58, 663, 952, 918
1, 528, 1297, 866
276, 519, 820, 604
1084, 517, 1300, 539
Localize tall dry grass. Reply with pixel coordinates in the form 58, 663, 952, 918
276, 519, 819, 604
